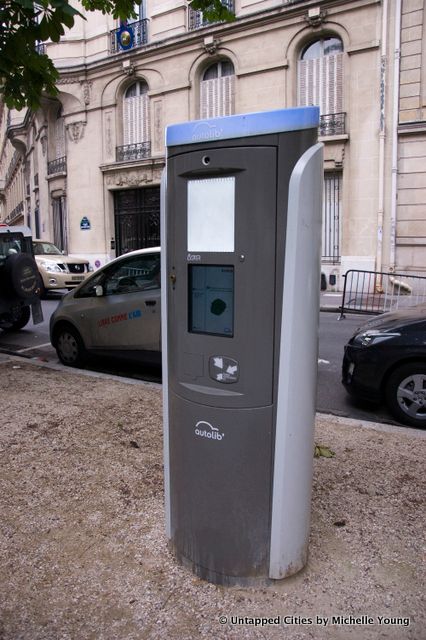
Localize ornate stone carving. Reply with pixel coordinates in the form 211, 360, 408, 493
203, 38, 219, 55
106, 170, 156, 187
81, 81, 92, 105
123, 63, 135, 76
105, 111, 113, 158
41, 133, 47, 156
153, 100, 163, 154
56, 77, 80, 85
66, 121, 86, 143
304, 8, 327, 28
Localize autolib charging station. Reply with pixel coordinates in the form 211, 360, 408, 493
161, 107, 323, 585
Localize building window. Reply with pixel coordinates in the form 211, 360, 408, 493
54, 107, 66, 160
132, 0, 146, 21
117, 81, 151, 161
110, 1, 148, 53
52, 196, 68, 253
298, 37, 343, 118
322, 172, 341, 264
200, 60, 235, 119
189, 0, 235, 30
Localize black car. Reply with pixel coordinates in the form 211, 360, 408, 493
342, 303, 426, 428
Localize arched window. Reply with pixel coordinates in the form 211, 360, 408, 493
123, 80, 150, 146
298, 36, 343, 116
200, 59, 235, 119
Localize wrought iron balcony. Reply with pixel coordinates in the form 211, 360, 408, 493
319, 112, 346, 137
116, 142, 151, 162
110, 19, 148, 54
188, 0, 235, 30
47, 156, 67, 175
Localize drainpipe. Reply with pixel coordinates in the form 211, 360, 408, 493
376, 0, 388, 290
389, 0, 402, 270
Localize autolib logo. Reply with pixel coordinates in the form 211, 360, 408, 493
195, 420, 224, 441
191, 122, 223, 142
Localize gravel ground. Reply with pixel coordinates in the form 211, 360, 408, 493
0, 358, 425, 640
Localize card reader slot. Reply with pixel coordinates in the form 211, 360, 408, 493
179, 382, 243, 397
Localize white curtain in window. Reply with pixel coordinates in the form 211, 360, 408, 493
298, 52, 343, 115
123, 93, 150, 145
200, 75, 235, 119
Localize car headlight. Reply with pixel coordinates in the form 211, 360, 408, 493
88, 264, 94, 272
353, 330, 401, 347
39, 260, 63, 273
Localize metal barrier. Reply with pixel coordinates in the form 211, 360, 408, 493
339, 269, 426, 319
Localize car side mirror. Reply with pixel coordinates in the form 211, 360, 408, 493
95, 285, 104, 297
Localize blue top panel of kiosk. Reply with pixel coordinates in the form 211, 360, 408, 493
166, 107, 319, 147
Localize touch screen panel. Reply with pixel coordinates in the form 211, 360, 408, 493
189, 265, 234, 337
187, 177, 235, 252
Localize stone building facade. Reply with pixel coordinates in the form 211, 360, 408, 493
0, 0, 425, 286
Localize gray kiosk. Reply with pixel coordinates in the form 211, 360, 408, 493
161, 107, 323, 585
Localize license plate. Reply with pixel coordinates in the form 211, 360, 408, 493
71, 276, 84, 281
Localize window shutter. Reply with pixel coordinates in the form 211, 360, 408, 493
200, 79, 218, 118
201, 76, 235, 118
298, 52, 343, 115
55, 117, 65, 159
141, 94, 150, 142
221, 75, 235, 116
124, 91, 150, 144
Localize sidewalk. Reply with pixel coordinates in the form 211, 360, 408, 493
0, 355, 424, 640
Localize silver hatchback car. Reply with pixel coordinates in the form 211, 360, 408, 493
50, 247, 161, 367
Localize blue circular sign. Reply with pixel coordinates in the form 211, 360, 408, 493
118, 25, 134, 50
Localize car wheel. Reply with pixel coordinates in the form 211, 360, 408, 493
55, 325, 87, 367
385, 363, 426, 429
0, 306, 31, 331
4, 253, 40, 299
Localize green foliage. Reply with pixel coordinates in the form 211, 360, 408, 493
0, 0, 233, 111
0, 0, 138, 110
188, 0, 235, 24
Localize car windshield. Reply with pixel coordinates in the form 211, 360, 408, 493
0, 235, 24, 266
33, 241, 62, 256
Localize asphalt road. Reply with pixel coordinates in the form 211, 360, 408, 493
0, 294, 398, 426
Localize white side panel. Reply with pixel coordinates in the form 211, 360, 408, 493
160, 168, 171, 539
269, 143, 324, 579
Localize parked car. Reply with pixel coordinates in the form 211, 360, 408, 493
342, 303, 426, 428
50, 247, 161, 367
0, 224, 43, 331
33, 240, 92, 296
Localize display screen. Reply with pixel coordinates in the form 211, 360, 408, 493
187, 177, 235, 253
189, 265, 234, 337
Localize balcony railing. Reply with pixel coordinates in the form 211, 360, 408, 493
188, 0, 235, 30
110, 19, 148, 54
116, 142, 151, 162
6, 201, 24, 225
47, 156, 67, 175
35, 43, 46, 54
319, 112, 346, 137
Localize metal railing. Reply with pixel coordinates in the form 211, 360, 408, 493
47, 156, 67, 175
110, 19, 148, 53
188, 0, 235, 30
339, 269, 426, 319
319, 112, 346, 137
116, 141, 151, 162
